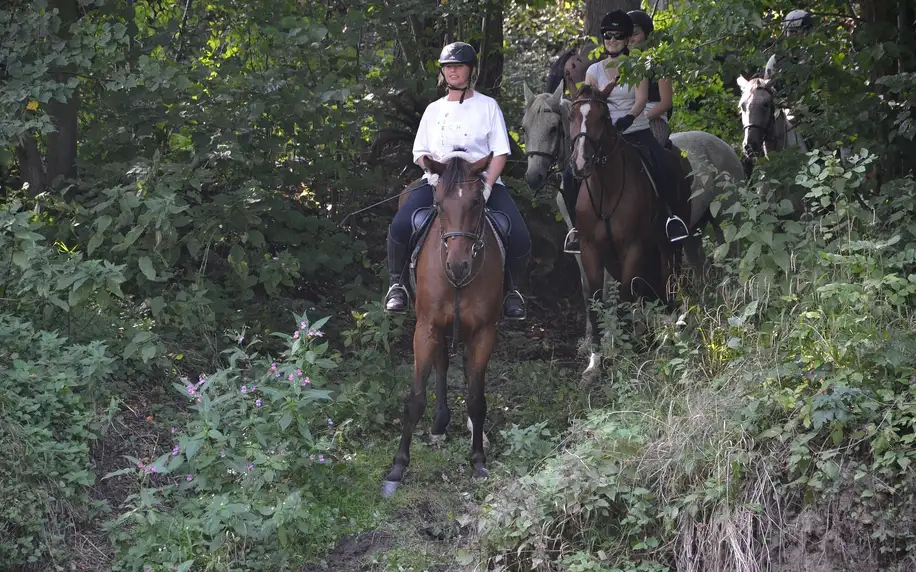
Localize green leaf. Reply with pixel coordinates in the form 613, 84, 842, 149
96, 215, 113, 234
11, 251, 28, 268
138, 256, 156, 280
175, 560, 194, 572
111, 226, 144, 252
184, 438, 204, 460
102, 467, 136, 480
279, 412, 293, 430
140, 344, 157, 361
87, 233, 103, 255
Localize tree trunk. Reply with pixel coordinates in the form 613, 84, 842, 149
477, 0, 504, 96
15, 0, 81, 196
583, 0, 641, 40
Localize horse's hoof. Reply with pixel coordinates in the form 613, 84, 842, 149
430, 432, 447, 447
473, 466, 490, 480
380, 480, 400, 498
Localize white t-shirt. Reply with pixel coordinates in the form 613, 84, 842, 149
412, 92, 512, 185
584, 61, 650, 134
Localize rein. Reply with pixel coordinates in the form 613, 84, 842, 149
433, 177, 489, 350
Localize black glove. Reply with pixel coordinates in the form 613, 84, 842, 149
614, 114, 635, 132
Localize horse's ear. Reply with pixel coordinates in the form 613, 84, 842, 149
599, 78, 617, 100
469, 152, 493, 177
736, 75, 749, 90
523, 82, 535, 108
425, 156, 446, 176
559, 98, 571, 120
551, 81, 563, 105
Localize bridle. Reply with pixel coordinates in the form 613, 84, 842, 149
568, 96, 627, 221
432, 176, 489, 350
433, 178, 488, 289
742, 86, 777, 157
569, 97, 623, 180
524, 108, 564, 183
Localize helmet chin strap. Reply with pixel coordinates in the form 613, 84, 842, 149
440, 69, 471, 103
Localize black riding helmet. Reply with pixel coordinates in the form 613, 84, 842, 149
627, 9, 654, 36
438, 42, 477, 103
438, 42, 477, 66
600, 10, 634, 37
782, 9, 813, 33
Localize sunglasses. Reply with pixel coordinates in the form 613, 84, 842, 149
602, 31, 627, 41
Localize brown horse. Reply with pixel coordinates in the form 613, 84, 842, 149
568, 83, 691, 381
547, 41, 604, 98
381, 152, 502, 497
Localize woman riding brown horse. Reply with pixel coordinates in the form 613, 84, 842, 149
381, 152, 502, 497
568, 82, 691, 381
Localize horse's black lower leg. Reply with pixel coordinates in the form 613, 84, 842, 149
465, 327, 496, 478
382, 324, 436, 496
430, 336, 450, 438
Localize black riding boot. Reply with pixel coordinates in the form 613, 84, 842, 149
384, 229, 410, 313
561, 168, 580, 254
503, 250, 529, 320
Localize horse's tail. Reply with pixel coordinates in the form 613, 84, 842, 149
546, 46, 578, 93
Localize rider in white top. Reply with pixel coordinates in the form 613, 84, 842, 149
584, 59, 650, 133
561, 10, 688, 254
385, 42, 531, 320
412, 89, 511, 187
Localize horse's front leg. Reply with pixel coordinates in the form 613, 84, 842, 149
579, 240, 606, 383
382, 321, 439, 497
465, 324, 496, 478
429, 331, 450, 444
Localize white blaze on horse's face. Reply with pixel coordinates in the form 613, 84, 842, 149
574, 103, 591, 172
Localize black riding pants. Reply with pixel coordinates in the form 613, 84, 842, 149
390, 182, 531, 260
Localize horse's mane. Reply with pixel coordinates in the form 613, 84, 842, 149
575, 83, 602, 100
438, 147, 478, 197
546, 47, 578, 93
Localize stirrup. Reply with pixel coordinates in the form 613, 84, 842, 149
384, 283, 409, 313
502, 290, 526, 320
665, 216, 689, 243
563, 228, 580, 254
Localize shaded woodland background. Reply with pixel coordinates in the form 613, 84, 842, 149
2, 0, 916, 571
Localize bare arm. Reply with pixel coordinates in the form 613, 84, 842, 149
629, 79, 648, 117
646, 79, 672, 119
485, 154, 508, 188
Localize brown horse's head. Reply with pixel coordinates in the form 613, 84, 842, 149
569, 82, 617, 179
422, 151, 493, 285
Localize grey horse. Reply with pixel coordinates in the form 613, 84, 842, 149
521, 83, 744, 380
736, 75, 807, 177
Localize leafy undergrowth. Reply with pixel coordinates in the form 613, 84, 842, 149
473, 150, 916, 571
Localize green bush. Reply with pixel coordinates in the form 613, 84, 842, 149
0, 316, 114, 569
101, 312, 361, 570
